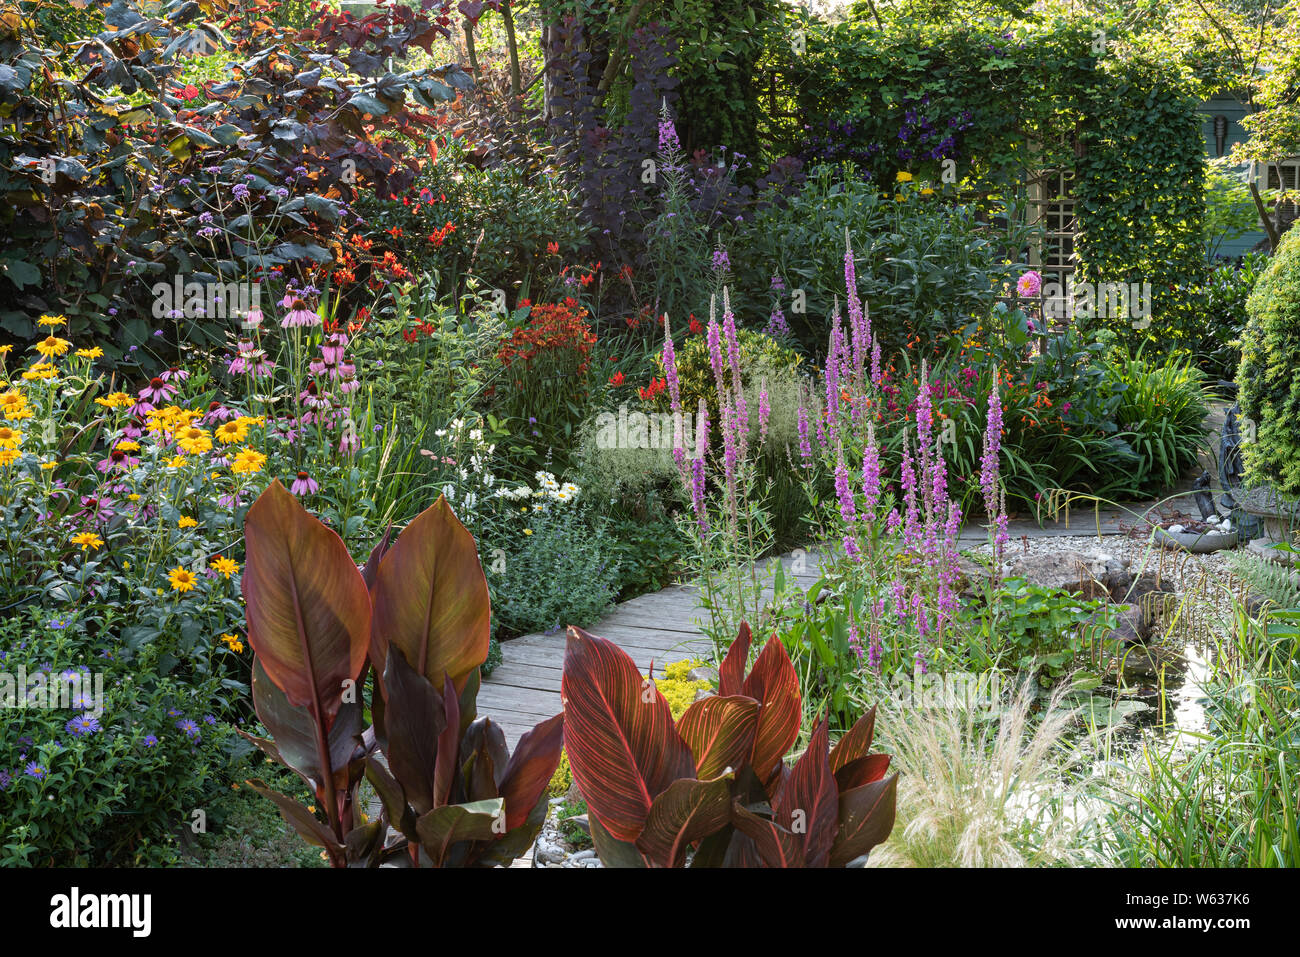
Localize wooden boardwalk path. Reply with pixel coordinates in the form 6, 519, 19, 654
483, 501, 1167, 747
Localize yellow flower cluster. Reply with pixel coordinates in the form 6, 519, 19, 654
21, 362, 56, 382
167, 566, 196, 592
94, 392, 133, 410
146, 405, 202, 437
652, 659, 712, 720
219, 632, 245, 654
0, 390, 32, 421
230, 446, 266, 475
71, 532, 104, 552
209, 556, 239, 579
35, 336, 71, 359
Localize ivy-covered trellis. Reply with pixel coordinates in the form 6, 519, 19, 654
788, 16, 1208, 351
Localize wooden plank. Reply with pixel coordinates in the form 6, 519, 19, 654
475, 686, 562, 716
486, 663, 562, 693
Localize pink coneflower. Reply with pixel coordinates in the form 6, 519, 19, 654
281, 298, 321, 328
79, 495, 115, 522
289, 471, 318, 496
241, 307, 263, 330
204, 401, 235, 424
321, 334, 348, 366
300, 382, 331, 411
159, 366, 189, 383
96, 448, 138, 474
138, 377, 175, 404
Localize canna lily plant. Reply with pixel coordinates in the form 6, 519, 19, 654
562, 621, 898, 867
239, 480, 563, 867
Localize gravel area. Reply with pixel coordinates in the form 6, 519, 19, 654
530, 799, 602, 868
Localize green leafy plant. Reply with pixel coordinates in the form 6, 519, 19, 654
494, 503, 619, 637
239, 480, 564, 867
963, 577, 1112, 680
561, 622, 897, 867
1239, 226, 1300, 496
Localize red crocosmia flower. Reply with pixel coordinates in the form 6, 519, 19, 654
620, 264, 634, 281
546, 241, 559, 255
403, 328, 418, 343
689, 318, 704, 335
609, 371, 625, 387
638, 377, 666, 401
580, 272, 594, 287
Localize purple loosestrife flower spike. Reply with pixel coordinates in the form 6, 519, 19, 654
706, 297, 727, 399
691, 456, 708, 533
862, 420, 881, 512
980, 380, 1004, 521
797, 391, 812, 466
722, 289, 747, 462
844, 229, 866, 380
663, 315, 687, 477
663, 314, 681, 414
835, 451, 856, 525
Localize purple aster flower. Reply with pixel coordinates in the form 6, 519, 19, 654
66, 714, 100, 737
